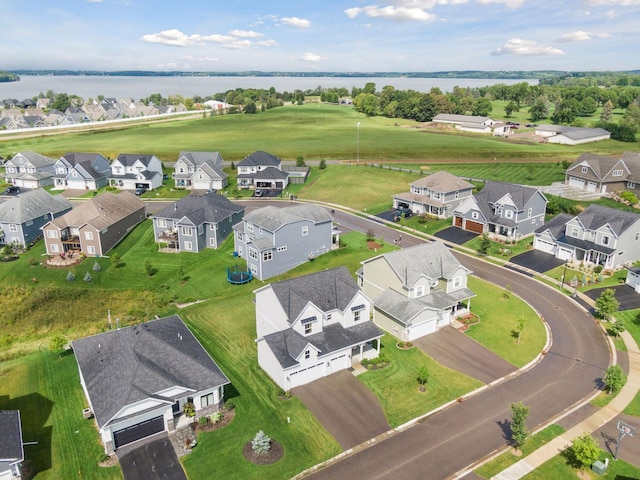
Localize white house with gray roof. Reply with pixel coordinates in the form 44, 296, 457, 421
233, 204, 336, 280
152, 192, 244, 252
358, 242, 475, 341
0, 189, 72, 247
453, 181, 547, 240
0, 410, 24, 480
533, 204, 640, 269
53, 152, 111, 190
255, 267, 383, 390
172, 151, 228, 191
3, 151, 56, 188
392, 171, 474, 218
236, 150, 289, 191
72, 315, 230, 454
109, 153, 163, 191
535, 124, 611, 145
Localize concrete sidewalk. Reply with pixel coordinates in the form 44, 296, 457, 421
491, 327, 640, 480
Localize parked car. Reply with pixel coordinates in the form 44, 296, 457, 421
396, 207, 412, 219
134, 187, 147, 196
525, 123, 538, 128
254, 189, 263, 197
5, 186, 20, 193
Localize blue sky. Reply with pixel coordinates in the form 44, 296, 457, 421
2, 0, 638, 72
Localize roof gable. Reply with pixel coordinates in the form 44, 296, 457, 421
0, 189, 72, 224
576, 204, 640, 236
153, 192, 244, 224
238, 150, 281, 167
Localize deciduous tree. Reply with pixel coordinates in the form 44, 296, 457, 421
603, 364, 626, 394
570, 433, 600, 473
510, 402, 529, 452
595, 288, 619, 320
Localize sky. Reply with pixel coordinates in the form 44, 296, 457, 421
1, 0, 639, 72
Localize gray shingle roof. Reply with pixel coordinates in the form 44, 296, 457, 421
116, 153, 156, 167
153, 192, 244, 225
574, 204, 640, 236
243, 204, 332, 232
410, 170, 473, 192
270, 267, 359, 323
238, 150, 281, 167
476, 181, 540, 210
373, 241, 468, 287
72, 315, 230, 429
9, 151, 56, 168
253, 167, 289, 180
0, 189, 72, 224
177, 151, 224, 169
433, 114, 492, 124
536, 124, 610, 140
0, 410, 23, 463
534, 213, 573, 238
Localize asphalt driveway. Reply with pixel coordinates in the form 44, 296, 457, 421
509, 249, 565, 273
413, 326, 517, 384
118, 434, 187, 480
293, 370, 390, 450
584, 284, 640, 311
433, 226, 477, 245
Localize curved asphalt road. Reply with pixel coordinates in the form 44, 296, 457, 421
305, 206, 611, 480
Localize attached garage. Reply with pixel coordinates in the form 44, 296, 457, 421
407, 320, 436, 340
288, 362, 325, 389
454, 216, 462, 227
464, 219, 484, 234
113, 416, 165, 449
568, 177, 585, 189
328, 353, 349, 374
557, 247, 574, 261
534, 238, 557, 255
587, 181, 598, 192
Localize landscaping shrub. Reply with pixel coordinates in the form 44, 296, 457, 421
183, 402, 195, 417
92, 261, 101, 272
211, 411, 223, 423
252, 430, 271, 455
224, 400, 235, 410
83, 272, 92, 282
66, 271, 75, 282
198, 415, 208, 426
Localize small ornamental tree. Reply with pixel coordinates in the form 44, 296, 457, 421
252, 430, 271, 455
595, 288, 619, 320
50, 335, 67, 352
603, 364, 626, 394
478, 233, 491, 255
84, 271, 93, 282
92, 261, 101, 272
319, 159, 327, 170
610, 319, 625, 338
66, 271, 76, 282
510, 402, 530, 453
144, 259, 157, 277
111, 252, 121, 268
417, 366, 429, 391
570, 433, 600, 474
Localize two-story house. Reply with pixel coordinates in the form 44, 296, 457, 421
109, 153, 163, 191
358, 241, 475, 341
3, 151, 56, 188
0, 189, 72, 247
152, 192, 245, 253
392, 171, 474, 218
236, 150, 289, 191
452, 181, 547, 240
233, 204, 335, 281
53, 152, 111, 190
255, 267, 383, 390
565, 151, 640, 195
533, 204, 640, 269
42, 191, 146, 257
172, 151, 228, 191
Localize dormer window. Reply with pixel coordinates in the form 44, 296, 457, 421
304, 350, 310, 359
415, 285, 425, 297
301, 316, 317, 335
505, 210, 513, 219
613, 170, 623, 177
581, 166, 588, 174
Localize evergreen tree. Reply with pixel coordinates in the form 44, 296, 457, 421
600, 99, 614, 122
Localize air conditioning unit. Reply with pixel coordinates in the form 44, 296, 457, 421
82, 408, 93, 419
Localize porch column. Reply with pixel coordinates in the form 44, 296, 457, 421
467, 298, 471, 311
359, 344, 363, 360
376, 340, 380, 355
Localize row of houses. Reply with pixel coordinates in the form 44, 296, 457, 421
0, 97, 188, 130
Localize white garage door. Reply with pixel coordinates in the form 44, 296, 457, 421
587, 182, 598, 192
407, 319, 436, 341
568, 177, 585, 189
289, 362, 325, 388
328, 354, 349, 374
557, 247, 573, 261
534, 238, 557, 255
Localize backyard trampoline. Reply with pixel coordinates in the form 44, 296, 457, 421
227, 265, 253, 285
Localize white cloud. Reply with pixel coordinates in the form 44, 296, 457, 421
588, 0, 640, 5
228, 29, 263, 38
477, 0, 525, 7
491, 38, 564, 56
281, 16, 312, 28
605, 8, 618, 17
301, 52, 325, 62
557, 30, 611, 42
345, 5, 436, 21
256, 39, 278, 47
387, 0, 467, 6
140, 29, 205, 47
182, 56, 219, 63
86, 0, 103, 3
223, 40, 252, 50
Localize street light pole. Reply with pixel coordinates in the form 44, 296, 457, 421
356, 122, 361, 165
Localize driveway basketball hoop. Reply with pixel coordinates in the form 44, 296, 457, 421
615, 420, 636, 459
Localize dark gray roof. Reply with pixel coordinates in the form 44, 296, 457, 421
116, 153, 156, 167
271, 267, 359, 323
627, 265, 640, 274
9, 151, 56, 168
370, 241, 468, 287
238, 150, 281, 167
566, 153, 620, 180
177, 151, 224, 169
556, 235, 616, 256
534, 213, 573, 238
536, 124, 610, 140
243, 204, 333, 232
72, 315, 230, 428
0, 189, 72, 224
0, 410, 23, 464
253, 167, 289, 180
433, 114, 492, 124
575, 204, 640, 236
61, 152, 108, 166
153, 192, 244, 225
476, 181, 541, 210
263, 321, 382, 369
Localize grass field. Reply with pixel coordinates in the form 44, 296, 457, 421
0, 104, 631, 162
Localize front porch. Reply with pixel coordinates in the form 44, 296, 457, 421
351, 340, 380, 363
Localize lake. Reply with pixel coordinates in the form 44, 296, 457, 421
0, 75, 537, 101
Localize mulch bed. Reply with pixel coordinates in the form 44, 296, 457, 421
242, 439, 284, 465
98, 455, 119, 468
367, 241, 382, 250
194, 407, 236, 433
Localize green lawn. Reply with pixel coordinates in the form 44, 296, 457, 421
474, 424, 566, 479
464, 236, 534, 261
465, 277, 547, 368
0, 352, 122, 480
0, 104, 631, 163
356, 335, 483, 427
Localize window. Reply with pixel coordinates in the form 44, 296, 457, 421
8, 224, 17, 232
209, 238, 216, 247
302, 226, 309, 236
263, 250, 273, 261
84, 231, 93, 240
528, 208, 532, 218
453, 277, 462, 288
258, 227, 263, 234
157, 218, 166, 228
50, 244, 59, 253
87, 245, 96, 255
432, 192, 442, 200
249, 248, 258, 260
210, 223, 216, 230
304, 350, 311, 360
505, 210, 513, 219
277, 245, 287, 252
636, 233, 640, 242
305, 322, 313, 335
581, 166, 588, 174
326, 313, 332, 321
247, 224, 254, 233
182, 226, 193, 236
25, 220, 33, 226
351, 304, 365, 321
570, 227, 579, 237
201, 393, 214, 407
415, 285, 425, 297
602, 235, 610, 246
353, 310, 362, 322
198, 224, 203, 235
629, 182, 636, 189
613, 170, 623, 177
184, 241, 193, 250
471, 212, 479, 220
250, 264, 258, 275
46, 230, 58, 238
